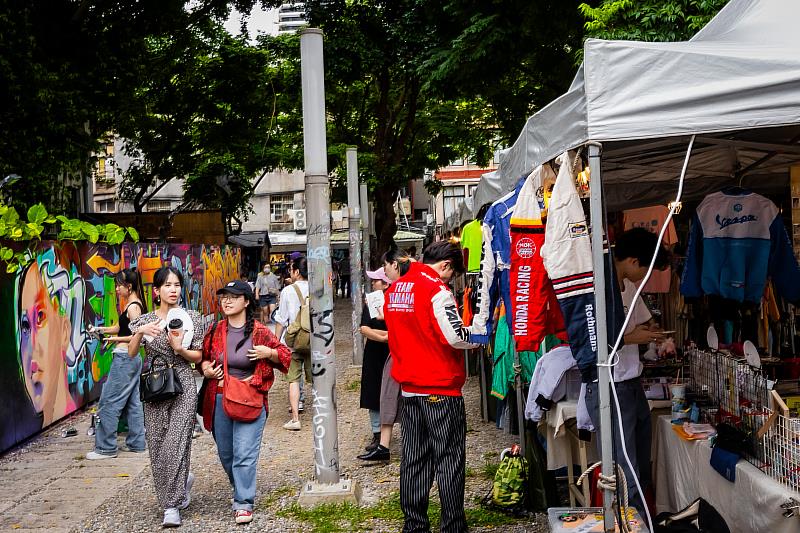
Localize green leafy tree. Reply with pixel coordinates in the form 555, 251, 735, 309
0, 0, 260, 217
422, 0, 591, 142
265, 0, 595, 259
116, 23, 304, 236
579, 0, 729, 43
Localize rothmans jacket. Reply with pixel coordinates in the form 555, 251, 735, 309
384, 262, 478, 396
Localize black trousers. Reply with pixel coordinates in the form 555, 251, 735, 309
400, 395, 467, 533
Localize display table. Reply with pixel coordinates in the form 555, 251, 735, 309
654, 415, 800, 533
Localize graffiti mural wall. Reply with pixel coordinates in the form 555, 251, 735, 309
0, 241, 241, 453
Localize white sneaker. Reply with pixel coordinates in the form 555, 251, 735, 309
282, 419, 301, 431
235, 510, 253, 524
162, 508, 181, 528
178, 472, 194, 510
86, 451, 117, 460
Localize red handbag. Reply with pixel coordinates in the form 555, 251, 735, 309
221, 339, 263, 423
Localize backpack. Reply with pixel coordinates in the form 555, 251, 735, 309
285, 283, 311, 352
491, 445, 528, 509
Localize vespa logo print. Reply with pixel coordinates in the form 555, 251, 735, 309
716, 213, 757, 230
516, 237, 536, 259
734, 203, 743, 213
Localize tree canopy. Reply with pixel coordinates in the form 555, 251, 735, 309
115, 22, 304, 234
261, 0, 591, 259
579, 0, 728, 43
1, 0, 731, 252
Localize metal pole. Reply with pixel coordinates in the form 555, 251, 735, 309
514, 354, 527, 457
588, 142, 615, 531
359, 183, 370, 269
346, 147, 364, 366
300, 28, 340, 485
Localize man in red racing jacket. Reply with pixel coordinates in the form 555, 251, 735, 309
384, 240, 477, 533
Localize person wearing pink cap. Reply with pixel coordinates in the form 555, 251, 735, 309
357, 267, 392, 454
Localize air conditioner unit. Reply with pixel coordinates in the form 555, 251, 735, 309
293, 209, 307, 231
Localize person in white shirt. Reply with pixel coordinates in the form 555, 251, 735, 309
584, 227, 669, 514
273, 257, 309, 431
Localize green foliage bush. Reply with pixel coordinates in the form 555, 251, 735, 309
0, 202, 139, 273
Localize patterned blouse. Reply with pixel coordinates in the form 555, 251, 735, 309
130, 310, 204, 374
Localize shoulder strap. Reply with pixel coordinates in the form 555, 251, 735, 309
124, 301, 144, 315
292, 283, 305, 302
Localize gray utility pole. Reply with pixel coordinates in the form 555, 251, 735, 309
588, 143, 615, 530
297, 28, 359, 505
346, 147, 364, 366
359, 183, 371, 269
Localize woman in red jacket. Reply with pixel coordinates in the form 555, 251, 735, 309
199, 280, 291, 525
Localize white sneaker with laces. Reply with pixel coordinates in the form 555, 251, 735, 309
282, 419, 301, 431
162, 508, 181, 528
178, 472, 194, 510
86, 451, 117, 460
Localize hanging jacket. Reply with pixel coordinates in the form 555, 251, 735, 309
681, 189, 800, 303
541, 151, 624, 383
524, 345, 594, 434
509, 165, 567, 351
460, 219, 483, 273
384, 262, 477, 396
470, 176, 527, 343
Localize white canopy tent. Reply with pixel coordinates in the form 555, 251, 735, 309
463, 1, 800, 529
470, 0, 800, 215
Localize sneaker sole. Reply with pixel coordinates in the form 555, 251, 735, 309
178, 473, 194, 510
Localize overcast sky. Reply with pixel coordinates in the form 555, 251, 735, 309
224, 5, 279, 40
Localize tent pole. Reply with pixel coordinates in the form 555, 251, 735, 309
588, 142, 616, 531
514, 349, 526, 457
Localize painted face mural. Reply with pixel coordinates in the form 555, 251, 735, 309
15, 246, 85, 426
2, 241, 241, 454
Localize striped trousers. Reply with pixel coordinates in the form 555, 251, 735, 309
400, 395, 467, 533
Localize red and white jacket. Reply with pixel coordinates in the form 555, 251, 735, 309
384, 262, 477, 396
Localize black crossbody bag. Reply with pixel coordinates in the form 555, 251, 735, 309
140, 353, 184, 402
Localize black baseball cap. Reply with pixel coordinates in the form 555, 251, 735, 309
216, 279, 253, 297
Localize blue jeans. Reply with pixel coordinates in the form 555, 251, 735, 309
95, 349, 146, 454
213, 393, 267, 511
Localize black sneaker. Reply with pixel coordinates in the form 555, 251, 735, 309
357, 445, 389, 461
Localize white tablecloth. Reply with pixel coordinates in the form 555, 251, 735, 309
654, 415, 800, 533
541, 400, 598, 470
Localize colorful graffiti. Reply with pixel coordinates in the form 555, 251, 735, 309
0, 241, 241, 453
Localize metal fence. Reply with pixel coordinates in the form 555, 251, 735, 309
687, 348, 800, 493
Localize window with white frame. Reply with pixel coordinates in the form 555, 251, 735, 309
443, 186, 465, 221
468, 184, 477, 197
146, 200, 172, 212
96, 199, 116, 213
270, 194, 294, 224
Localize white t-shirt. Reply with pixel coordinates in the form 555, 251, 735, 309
274, 280, 309, 343
613, 278, 652, 382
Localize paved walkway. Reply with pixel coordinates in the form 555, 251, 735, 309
0, 299, 546, 532
0, 408, 150, 532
